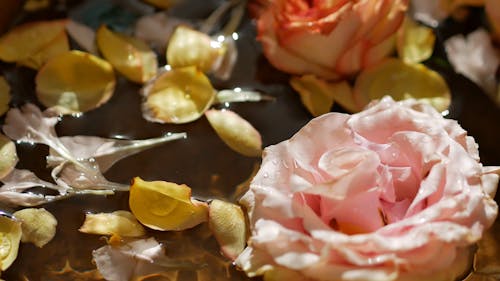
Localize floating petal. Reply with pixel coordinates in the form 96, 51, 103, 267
0, 20, 68, 66
142, 66, 215, 124
35, 50, 116, 114
290, 75, 358, 115
167, 25, 225, 73
354, 58, 451, 112
208, 199, 246, 260
96, 25, 157, 83
79, 210, 146, 237
397, 17, 436, 64
0, 133, 18, 180
0, 216, 21, 270
13, 208, 57, 248
129, 177, 208, 231
0, 76, 10, 116
205, 109, 262, 157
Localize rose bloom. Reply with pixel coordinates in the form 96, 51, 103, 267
250, 0, 408, 79
235, 97, 499, 281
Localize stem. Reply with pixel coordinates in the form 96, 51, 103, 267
200, 0, 244, 35
222, 0, 247, 36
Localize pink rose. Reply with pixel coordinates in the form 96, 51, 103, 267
251, 0, 408, 79
235, 97, 499, 281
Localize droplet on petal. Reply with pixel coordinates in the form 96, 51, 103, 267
0, 134, 17, 180
79, 210, 146, 237
0, 216, 21, 270
397, 17, 436, 64
0, 20, 69, 68
0, 76, 11, 116
35, 50, 116, 114
142, 66, 215, 124
208, 199, 246, 260
205, 109, 262, 157
13, 208, 57, 248
354, 58, 451, 112
96, 25, 157, 84
129, 177, 208, 231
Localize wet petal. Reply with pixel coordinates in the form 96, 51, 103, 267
96, 25, 157, 83
0, 216, 21, 270
208, 199, 246, 260
397, 17, 436, 64
205, 109, 262, 157
129, 177, 208, 231
142, 66, 215, 124
13, 208, 57, 248
0, 20, 68, 65
79, 210, 146, 237
0, 133, 17, 180
354, 58, 451, 112
0, 76, 10, 116
290, 75, 358, 115
35, 50, 116, 114
166, 25, 225, 73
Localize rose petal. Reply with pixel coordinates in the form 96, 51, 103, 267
205, 109, 262, 157
13, 208, 57, 248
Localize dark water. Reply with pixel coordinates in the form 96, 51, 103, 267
0, 1, 499, 281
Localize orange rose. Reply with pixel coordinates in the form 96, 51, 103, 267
251, 0, 408, 79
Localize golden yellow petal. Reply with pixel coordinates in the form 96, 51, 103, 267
354, 58, 451, 112
35, 50, 116, 114
79, 210, 146, 237
0, 76, 11, 117
290, 75, 359, 115
142, 66, 215, 124
397, 17, 436, 64
0, 20, 67, 63
129, 177, 208, 231
13, 208, 57, 248
205, 109, 262, 157
96, 25, 157, 84
18, 27, 70, 70
142, 0, 177, 9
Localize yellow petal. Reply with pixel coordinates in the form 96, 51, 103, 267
0, 216, 21, 270
397, 17, 436, 64
142, 66, 215, 124
354, 58, 451, 112
35, 50, 116, 114
208, 199, 246, 260
0, 20, 67, 64
23, 0, 50, 12
166, 25, 225, 73
18, 27, 69, 70
205, 109, 262, 157
96, 25, 157, 83
0, 76, 11, 116
79, 210, 146, 237
129, 177, 208, 231
13, 208, 57, 248
142, 0, 177, 9
290, 75, 359, 115
0, 133, 18, 179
